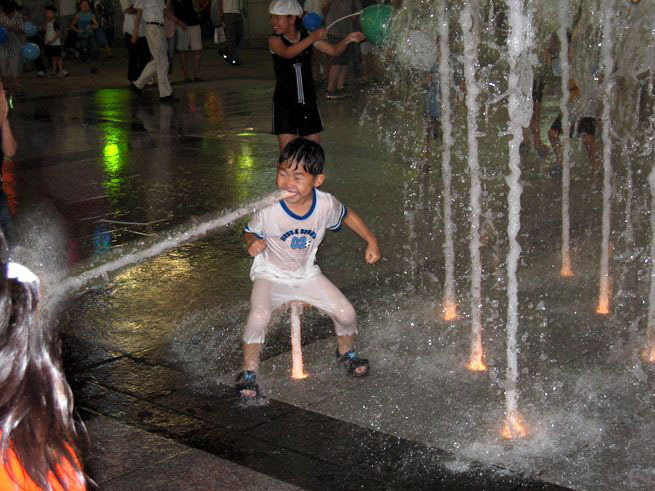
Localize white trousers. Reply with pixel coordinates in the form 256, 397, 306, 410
242, 275, 358, 344
135, 24, 172, 97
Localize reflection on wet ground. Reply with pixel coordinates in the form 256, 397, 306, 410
9, 47, 648, 489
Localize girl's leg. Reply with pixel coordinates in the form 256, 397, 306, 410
179, 51, 189, 80
303, 132, 320, 145
277, 133, 296, 152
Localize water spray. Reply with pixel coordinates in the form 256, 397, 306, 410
558, 0, 574, 278
503, 0, 534, 439
290, 302, 308, 379
438, 0, 458, 322
460, 0, 486, 372
595, 0, 614, 316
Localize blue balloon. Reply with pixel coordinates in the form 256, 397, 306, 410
0, 26, 7, 45
24, 21, 37, 38
302, 12, 323, 32
22, 42, 40, 61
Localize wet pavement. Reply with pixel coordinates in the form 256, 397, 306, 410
7, 45, 654, 489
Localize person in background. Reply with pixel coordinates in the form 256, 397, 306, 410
0, 1, 25, 97
164, 0, 176, 75
93, 2, 113, 58
131, 0, 184, 102
44, 5, 69, 77
70, 0, 100, 73
216, 0, 243, 65
21, 0, 49, 77
121, 0, 150, 82
322, 0, 358, 99
171, 0, 204, 81
59, 0, 79, 58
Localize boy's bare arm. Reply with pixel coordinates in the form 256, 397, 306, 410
343, 210, 381, 264
244, 232, 266, 257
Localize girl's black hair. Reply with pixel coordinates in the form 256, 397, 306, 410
278, 138, 325, 176
0, 231, 86, 489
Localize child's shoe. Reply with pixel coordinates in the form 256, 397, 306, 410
36, 70, 45, 77
336, 349, 369, 377
57, 70, 69, 78
235, 370, 260, 399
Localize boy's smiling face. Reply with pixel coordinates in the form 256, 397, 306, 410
276, 159, 324, 206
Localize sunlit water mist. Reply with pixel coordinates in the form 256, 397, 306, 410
595, 0, 614, 316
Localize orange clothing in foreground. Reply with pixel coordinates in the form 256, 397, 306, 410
0, 444, 85, 491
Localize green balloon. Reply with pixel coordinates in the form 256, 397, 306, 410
360, 4, 393, 47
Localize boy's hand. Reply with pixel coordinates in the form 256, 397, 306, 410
345, 31, 365, 44
364, 240, 381, 264
247, 239, 267, 257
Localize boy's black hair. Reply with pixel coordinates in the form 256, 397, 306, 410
278, 138, 325, 176
45, 5, 57, 12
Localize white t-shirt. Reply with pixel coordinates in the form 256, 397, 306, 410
121, 0, 145, 35
45, 20, 61, 45
244, 188, 347, 281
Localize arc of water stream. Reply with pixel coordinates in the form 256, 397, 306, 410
438, 0, 457, 321
53, 190, 289, 301
460, 1, 485, 371
596, 0, 614, 315
558, 0, 573, 277
503, 0, 533, 438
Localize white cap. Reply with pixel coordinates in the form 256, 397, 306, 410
269, 0, 303, 16
7, 262, 40, 289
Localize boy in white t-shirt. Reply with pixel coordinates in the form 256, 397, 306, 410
237, 138, 381, 399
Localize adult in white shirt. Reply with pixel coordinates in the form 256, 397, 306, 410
131, 0, 185, 101
121, 0, 150, 81
216, 0, 244, 65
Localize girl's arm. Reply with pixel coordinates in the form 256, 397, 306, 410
269, 28, 326, 59
315, 31, 364, 57
70, 14, 80, 32
0, 91, 17, 159
91, 15, 99, 28
164, 2, 187, 29
343, 209, 381, 264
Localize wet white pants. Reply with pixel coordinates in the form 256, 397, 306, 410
135, 23, 172, 97
242, 275, 357, 344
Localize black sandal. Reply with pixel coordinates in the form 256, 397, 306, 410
336, 349, 369, 378
235, 370, 260, 399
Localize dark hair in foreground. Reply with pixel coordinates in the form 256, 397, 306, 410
278, 138, 325, 176
0, 232, 86, 489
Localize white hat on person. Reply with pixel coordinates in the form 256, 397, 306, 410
269, 0, 303, 16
